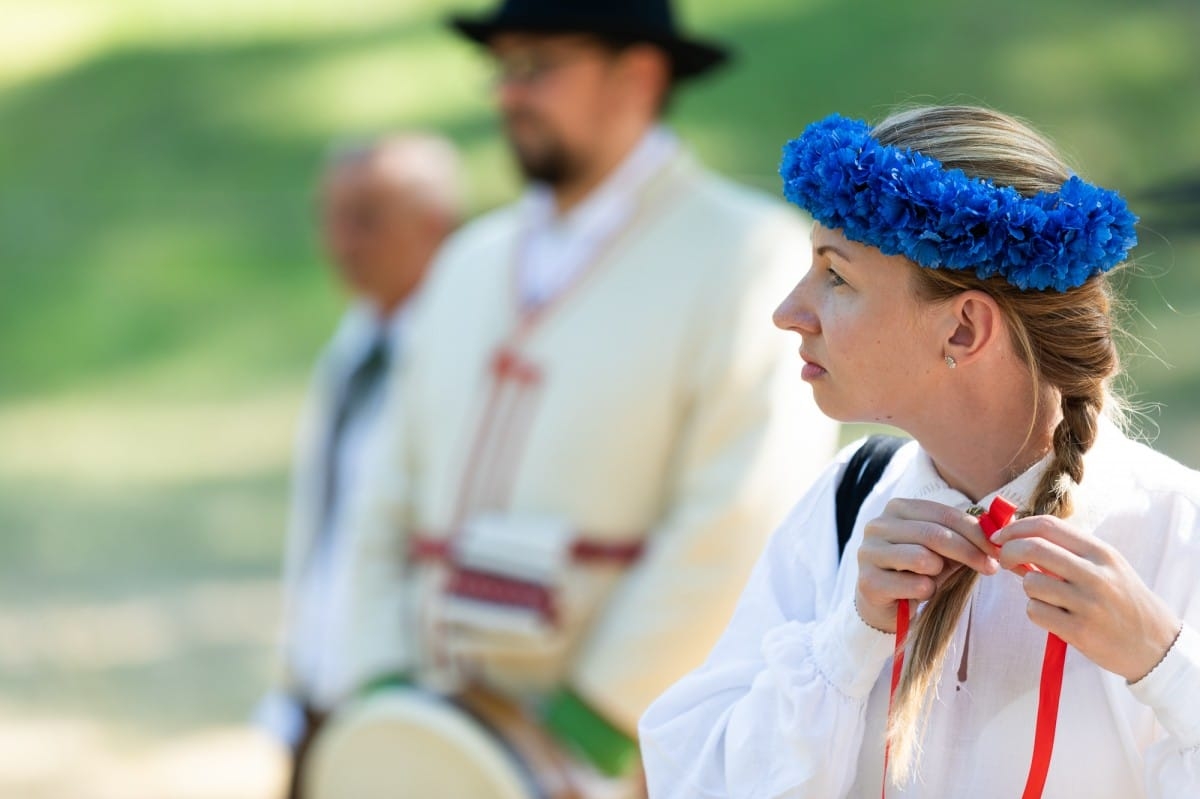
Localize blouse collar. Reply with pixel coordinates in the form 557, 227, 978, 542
896, 444, 1051, 516
894, 415, 1124, 525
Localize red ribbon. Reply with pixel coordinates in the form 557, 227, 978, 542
881, 597, 909, 799
882, 496, 1065, 798
1024, 633, 1067, 798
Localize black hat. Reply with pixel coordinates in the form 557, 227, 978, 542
448, 0, 731, 81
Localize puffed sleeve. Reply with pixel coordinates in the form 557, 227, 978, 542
638, 461, 897, 799
1131, 623, 1200, 793
1121, 483, 1200, 797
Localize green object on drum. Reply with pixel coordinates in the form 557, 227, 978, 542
359, 671, 412, 697
543, 687, 639, 778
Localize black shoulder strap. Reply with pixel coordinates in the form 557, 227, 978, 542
835, 435, 907, 561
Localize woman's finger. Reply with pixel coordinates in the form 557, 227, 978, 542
881, 518, 998, 575
883, 497, 996, 555
1020, 569, 1083, 613
991, 515, 1105, 563
1024, 596, 1074, 638
859, 569, 938, 605
997, 535, 1096, 585
862, 542, 946, 577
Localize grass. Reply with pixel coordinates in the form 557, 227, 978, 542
3, 0, 1200, 406
1, 1, 1199, 796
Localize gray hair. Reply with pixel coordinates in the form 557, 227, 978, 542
324, 133, 466, 221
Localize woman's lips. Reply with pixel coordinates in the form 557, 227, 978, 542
800, 352, 826, 380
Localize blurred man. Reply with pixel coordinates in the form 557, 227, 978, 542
321, 1, 839, 797
257, 134, 463, 799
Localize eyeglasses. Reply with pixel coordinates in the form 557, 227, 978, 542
490, 44, 613, 87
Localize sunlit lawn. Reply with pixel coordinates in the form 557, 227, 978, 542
2, 0, 1199, 796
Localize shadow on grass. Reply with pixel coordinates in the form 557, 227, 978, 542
0, 472, 288, 597
0, 472, 287, 732
0, 15, 500, 400
4, 0, 1199, 403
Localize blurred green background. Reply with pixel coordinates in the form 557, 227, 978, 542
2, 0, 1199, 796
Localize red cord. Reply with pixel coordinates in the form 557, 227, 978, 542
881, 598, 909, 799
881, 497, 1064, 798
1022, 632, 1067, 798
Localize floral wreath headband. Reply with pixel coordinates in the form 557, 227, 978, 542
778, 114, 1139, 292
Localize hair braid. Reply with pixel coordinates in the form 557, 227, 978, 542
1029, 394, 1102, 518
874, 106, 1125, 785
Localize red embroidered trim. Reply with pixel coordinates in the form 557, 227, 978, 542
569, 539, 645, 565
409, 536, 453, 561
449, 350, 519, 529
408, 533, 645, 566
445, 568, 559, 626
477, 352, 543, 511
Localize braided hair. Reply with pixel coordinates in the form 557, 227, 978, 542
870, 106, 1125, 781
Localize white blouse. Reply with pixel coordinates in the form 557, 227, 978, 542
639, 422, 1200, 798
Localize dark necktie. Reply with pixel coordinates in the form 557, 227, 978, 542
317, 335, 390, 539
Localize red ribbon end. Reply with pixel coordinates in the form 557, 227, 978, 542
979, 496, 1018, 541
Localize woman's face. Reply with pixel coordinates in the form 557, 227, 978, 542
773, 224, 948, 425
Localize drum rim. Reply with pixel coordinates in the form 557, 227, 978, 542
304, 688, 535, 799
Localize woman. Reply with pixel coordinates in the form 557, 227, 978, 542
637, 106, 1200, 798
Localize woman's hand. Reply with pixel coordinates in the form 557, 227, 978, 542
855, 498, 1001, 633
991, 516, 1181, 682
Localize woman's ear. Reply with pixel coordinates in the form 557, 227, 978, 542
944, 290, 1003, 367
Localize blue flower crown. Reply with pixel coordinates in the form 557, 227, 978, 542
779, 114, 1139, 292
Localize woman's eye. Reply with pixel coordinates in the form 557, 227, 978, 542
827, 268, 846, 287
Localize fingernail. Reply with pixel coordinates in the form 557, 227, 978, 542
985, 557, 1000, 574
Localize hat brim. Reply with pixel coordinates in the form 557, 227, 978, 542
448, 15, 730, 80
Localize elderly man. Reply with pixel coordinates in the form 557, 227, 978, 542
318, 1, 839, 796
258, 133, 463, 799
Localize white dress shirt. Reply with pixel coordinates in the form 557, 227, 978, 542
639, 420, 1200, 798
293, 301, 407, 707
257, 300, 410, 746
517, 126, 679, 310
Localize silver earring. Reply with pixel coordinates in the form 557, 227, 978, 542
945, 355, 957, 369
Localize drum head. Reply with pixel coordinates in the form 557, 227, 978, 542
305, 688, 533, 799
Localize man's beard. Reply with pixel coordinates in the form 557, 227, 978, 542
504, 114, 580, 187
514, 144, 572, 185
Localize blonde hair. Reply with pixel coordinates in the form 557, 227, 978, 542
870, 106, 1125, 781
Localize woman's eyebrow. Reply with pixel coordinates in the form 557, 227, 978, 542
815, 244, 852, 261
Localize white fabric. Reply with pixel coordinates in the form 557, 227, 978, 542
339, 145, 841, 734
253, 688, 308, 749
639, 421, 1200, 798
438, 514, 574, 647
517, 127, 678, 310
271, 301, 408, 723
455, 513, 575, 585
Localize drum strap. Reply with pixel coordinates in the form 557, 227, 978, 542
457, 685, 585, 799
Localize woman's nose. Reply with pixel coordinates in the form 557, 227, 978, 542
772, 274, 819, 334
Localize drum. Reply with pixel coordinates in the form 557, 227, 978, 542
304, 686, 583, 799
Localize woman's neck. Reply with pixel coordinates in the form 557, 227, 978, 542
909, 381, 1060, 503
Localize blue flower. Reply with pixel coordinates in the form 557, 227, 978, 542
778, 114, 1139, 292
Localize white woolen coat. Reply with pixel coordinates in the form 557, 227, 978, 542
340, 150, 839, 734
